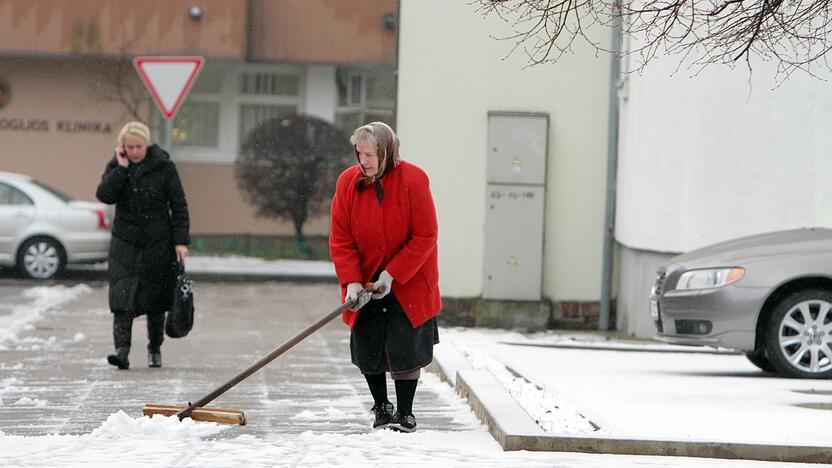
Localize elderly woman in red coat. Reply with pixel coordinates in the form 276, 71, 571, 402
330, 122, 441, 433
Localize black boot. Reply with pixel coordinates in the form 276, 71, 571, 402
148, 350, 162, 368
364, 373, 393, 429
390, 379, 418, 432
107, 346, 130, 370
371, 401, 394, 429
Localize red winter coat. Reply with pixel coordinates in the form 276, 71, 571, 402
330, 160, 441, 328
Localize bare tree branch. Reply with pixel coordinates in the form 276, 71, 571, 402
474, 0, 832, 78
91, 58, 150, 122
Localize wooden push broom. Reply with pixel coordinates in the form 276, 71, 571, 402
143, 288, 373, 425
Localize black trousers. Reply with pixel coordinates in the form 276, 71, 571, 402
113, 311, 165, 351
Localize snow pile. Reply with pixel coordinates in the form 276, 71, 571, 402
444, 329, 600, 435
12, 396, 48, 407
0, 377, 28, 407
0, 285, 91, 347
89, 411, 227, 441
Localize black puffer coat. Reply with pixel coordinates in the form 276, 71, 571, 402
96, 145, 190, 316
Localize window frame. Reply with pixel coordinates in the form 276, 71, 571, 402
171, 63, 304, 165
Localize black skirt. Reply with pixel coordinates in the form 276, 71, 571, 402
350, 292, 439, 374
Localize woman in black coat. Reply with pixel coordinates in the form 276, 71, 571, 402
96, 121, 190, 370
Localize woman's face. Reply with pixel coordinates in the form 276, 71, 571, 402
356, 141, 379, 177
123, 134, 148, 164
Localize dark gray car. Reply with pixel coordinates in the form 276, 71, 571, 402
651, 228, 832, 379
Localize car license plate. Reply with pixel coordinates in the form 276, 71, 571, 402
650, 299, 660, 319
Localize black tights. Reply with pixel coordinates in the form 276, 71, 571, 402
364, 373, 418, 416
113, 311, 165, 351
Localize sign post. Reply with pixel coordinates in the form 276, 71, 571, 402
133, 56, 204, 147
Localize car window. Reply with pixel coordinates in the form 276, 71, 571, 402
31, 179, 74, 202
0, 182, 34, 205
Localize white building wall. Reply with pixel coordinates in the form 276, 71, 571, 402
617, 58, 832, 254
615, 55, 832, 337
398, 0, 612, 300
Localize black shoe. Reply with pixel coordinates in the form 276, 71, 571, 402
107, 347, 130, 370
370, 401, 394, 429
389, 412, 417, 433
148, 351, 162, 368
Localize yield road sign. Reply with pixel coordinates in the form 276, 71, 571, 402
133, 56, 204, 121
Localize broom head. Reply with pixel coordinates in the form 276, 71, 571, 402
143, 404, 246, 425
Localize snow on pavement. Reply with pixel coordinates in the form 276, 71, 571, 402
0, 410, 822, 468
0, 284, 91, 348
0, 282, 826, 467
441, 327, 832, 447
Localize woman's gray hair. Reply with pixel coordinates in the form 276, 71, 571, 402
350, 122, 400, 180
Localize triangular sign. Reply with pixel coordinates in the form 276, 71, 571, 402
133, 56, 204, 121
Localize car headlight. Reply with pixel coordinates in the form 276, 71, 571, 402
675, 267, 745, 291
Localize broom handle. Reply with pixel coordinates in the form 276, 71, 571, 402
176, 290, 370, 420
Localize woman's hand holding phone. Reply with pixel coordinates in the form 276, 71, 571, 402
115, 145, 128, 167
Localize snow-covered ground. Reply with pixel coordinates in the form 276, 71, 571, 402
440, 327, 832, 446
4, 409, 820, 468
0, 285, 91, 349
0, 278, 827, 467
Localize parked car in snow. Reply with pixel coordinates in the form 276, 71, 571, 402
0, 171, 110, 279
651, 228, 832, 379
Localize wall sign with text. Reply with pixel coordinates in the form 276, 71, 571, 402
0, 117, 113, 134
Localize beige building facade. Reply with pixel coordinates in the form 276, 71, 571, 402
0, 0, 397, 238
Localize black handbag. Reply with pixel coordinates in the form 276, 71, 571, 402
165, 262, 194, 338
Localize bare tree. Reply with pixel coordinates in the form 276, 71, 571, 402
475, 0, 832, 77
236, 115, 353, 251
89, 57, 165, 137
89, 58, 153, 120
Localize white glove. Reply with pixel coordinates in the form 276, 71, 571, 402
371, 270, 394, 300
346, 282, 370, 311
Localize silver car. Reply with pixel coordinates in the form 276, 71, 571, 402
652, 228, 832, 379
0, 171, 111, 279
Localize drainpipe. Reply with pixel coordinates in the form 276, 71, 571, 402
599, 3, 622, 331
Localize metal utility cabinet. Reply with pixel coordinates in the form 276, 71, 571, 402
483, 113, 548, 301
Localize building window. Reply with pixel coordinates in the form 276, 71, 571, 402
173, 101, 220, 147
170, 65, 304, 163
335, 67, 395, 131
173, 69, 221, 148
239, 104, 297, 146
241, 72, 299, 96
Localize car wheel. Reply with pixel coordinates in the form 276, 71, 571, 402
764, 289, 832, 379
16, 236, 65, 280
744, 351, 776, 373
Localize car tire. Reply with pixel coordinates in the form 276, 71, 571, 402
764, 289, 832, 379
16, 236, 66, 280
744, 351, 776, 373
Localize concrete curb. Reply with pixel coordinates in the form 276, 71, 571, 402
431, 347, 832, 464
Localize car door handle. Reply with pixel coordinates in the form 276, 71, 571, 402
13, 211, 31, 219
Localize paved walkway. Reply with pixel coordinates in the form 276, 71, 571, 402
0, 281, 476, 437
